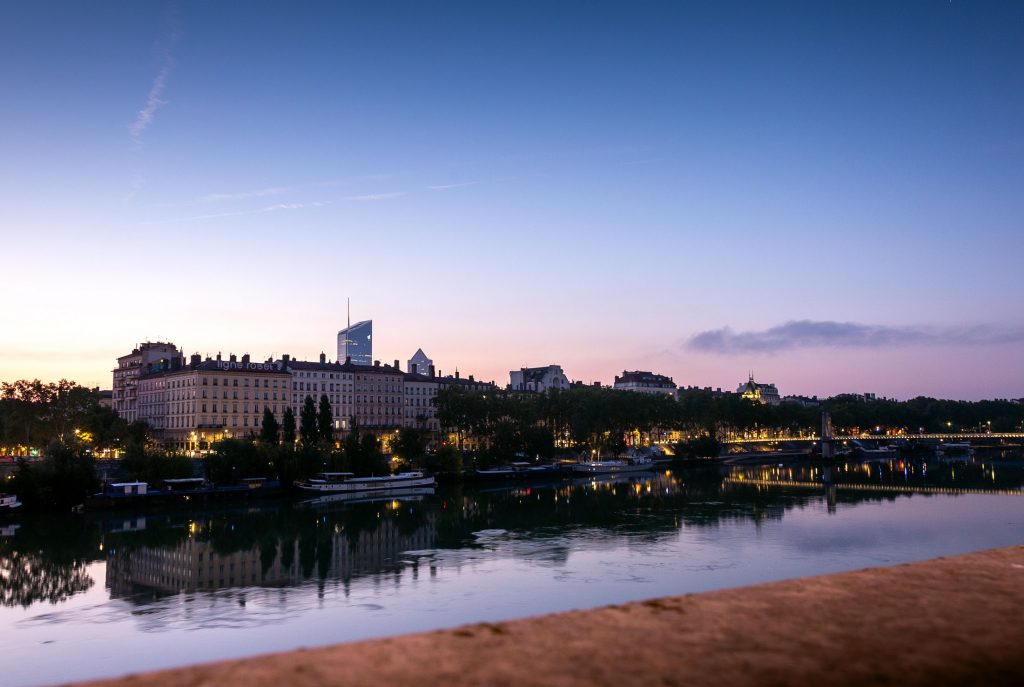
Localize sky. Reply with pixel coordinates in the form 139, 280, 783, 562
1, 1, 1022, 400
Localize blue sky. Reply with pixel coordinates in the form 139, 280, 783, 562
1, 1, 1022, 399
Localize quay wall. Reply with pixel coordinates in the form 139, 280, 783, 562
68, 545, 1024, 687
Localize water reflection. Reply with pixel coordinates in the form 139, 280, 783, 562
0, 451, 1021, 608
105, 502, 437, 601
0, 517, 98, 607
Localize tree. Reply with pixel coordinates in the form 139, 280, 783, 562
436, 444, 463, 475
299, 396, 319, 447
282, 408, 297, 446
203, 439, 270, 484
317, 395, 334, 445
392, 427, 425, 464
260, 407, 280, 445
12, 441, 99, 510
347, 433, 389, 477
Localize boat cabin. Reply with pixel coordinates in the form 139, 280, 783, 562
162, 478, 206, 492
310, 472, 356, 484
241, 477, 269, 489
108, 482, 148, 495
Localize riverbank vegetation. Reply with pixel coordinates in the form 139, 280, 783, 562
3, 378, 1023, 512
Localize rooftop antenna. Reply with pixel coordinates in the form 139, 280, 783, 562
347, 297, 351, 330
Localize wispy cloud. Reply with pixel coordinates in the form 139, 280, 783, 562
260, 201, 331, 212
130, 19, 179, 145
200, 187, 290, 203
687, 320, 1024, 354
345, 192, 405, 201
143, 200, 331, 224
427, 181, 478, 191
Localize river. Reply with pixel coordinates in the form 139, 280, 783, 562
2, 449, 1022, 687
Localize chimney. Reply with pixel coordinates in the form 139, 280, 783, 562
394, 359, 400, 370
469, 374, 474, 382
411, 363, 418, 375
455, 370, 460, 379
320, 352, 326, 364
229, 354, 237, 363
242, 354, 250, 364
216, 352, 222, 362
429, 364, 435, 378
282, 354, 290, 364
190, 353, 201, 366
345, 356, 351, 364
374, 360, 380, 368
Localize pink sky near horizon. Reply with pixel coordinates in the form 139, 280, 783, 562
2, 309, 1021, 402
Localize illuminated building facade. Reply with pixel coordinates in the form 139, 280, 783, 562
337, 320, 372, 367
737, 374, 781, 406
137, 353, 292, 450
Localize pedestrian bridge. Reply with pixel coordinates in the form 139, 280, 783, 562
723, 432, 1024, 445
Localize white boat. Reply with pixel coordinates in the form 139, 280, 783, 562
0, 494, 22, 511
569, 458, 656, 475
937, 442, 973, 455
294, 471, 435, 493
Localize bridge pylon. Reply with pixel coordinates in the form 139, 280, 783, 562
821, 412, 835, 459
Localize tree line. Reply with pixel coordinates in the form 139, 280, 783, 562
4, 379, 1022, 512
434, 386, 1024, 459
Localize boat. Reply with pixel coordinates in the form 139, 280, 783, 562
0, 493, 22, 512
294, 471, 435, 493
937, 442, 973, 455
850, 440, 896, 458
470, 462, 562, 481
85, 478, 283, 509
569, 457, 657, 475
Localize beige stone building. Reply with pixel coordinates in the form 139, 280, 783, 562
137, 353, 291, 451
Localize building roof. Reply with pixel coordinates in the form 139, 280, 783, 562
614, 370, 676, 387
337, 320, 371, 333
287, 358, 402, 375
140, 355, 290, 379
404, 371, 495, 388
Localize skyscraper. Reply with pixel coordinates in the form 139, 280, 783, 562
337, 320, 372, 366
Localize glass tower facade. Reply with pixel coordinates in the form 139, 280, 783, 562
337, 320, 372, 366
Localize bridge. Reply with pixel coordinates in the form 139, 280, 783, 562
723, 432, 1024, 445
724, 476, 1024, 497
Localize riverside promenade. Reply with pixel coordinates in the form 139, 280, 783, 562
70, 546, 1024, 687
